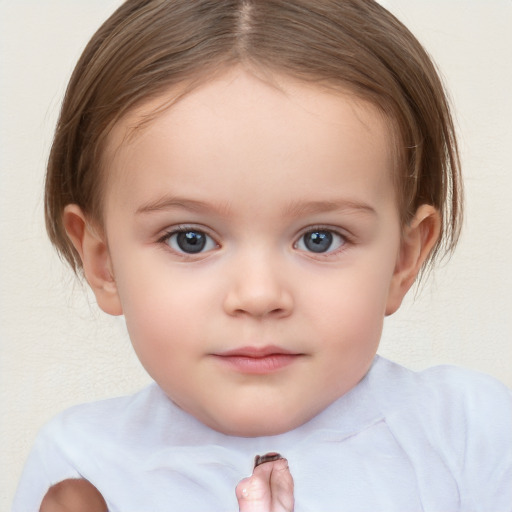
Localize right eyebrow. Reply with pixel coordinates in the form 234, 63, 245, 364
135, 195, 231, 216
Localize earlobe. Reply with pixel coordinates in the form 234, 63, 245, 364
385, 205, 441, 315
63, 205, 123, 316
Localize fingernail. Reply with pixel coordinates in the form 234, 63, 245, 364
254, 452, 282, 468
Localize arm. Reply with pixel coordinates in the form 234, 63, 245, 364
39, 479, 107, 512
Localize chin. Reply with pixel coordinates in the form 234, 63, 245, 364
208, 410, 309, 438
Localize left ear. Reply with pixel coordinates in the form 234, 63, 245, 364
385, 204, 441, 315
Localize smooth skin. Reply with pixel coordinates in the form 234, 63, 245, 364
64, 68, 439, 437
39, 479, 107, 512
59, 67, 439, 509
236, 458, 295, 512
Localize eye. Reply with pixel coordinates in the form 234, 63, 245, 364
296, 229, 345, 254
166, 229, 217, 254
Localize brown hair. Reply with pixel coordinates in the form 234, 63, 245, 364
45, 0, 462, 273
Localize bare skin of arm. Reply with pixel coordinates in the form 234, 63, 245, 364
39, 458, 294, 512
39, 479, 107, 512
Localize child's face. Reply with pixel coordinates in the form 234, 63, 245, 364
93, 69, 410, 436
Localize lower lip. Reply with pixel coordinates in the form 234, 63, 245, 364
214, 354, 300, 374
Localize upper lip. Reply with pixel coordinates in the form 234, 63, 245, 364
215, 345, 300, 358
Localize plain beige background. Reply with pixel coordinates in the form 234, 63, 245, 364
1, 1, 511, 508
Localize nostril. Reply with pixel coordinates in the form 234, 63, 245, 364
224, 288, 293, 318
232, 306, 287, 318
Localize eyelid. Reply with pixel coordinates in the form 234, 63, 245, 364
296, 224, 352, 240
157, 224, 220, 256
294, 225, 350, 255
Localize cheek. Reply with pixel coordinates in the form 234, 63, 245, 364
116, 270, 205, 354
323, 293, 385, 347
304, 262, 395, 352
314, 260, 394, 317
121, 289, 206, 393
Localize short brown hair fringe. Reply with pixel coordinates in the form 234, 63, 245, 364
45, 0, 462, 274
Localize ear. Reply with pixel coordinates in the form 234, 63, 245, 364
63, 204, 123, 316
385, 204, 441, 315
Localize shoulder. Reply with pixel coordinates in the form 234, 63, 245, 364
369, 357, 512, 460
370, 357, 512, 506
13, 384, 186, 510
34, 381, 213, 462
371, 355, 511, 416
20, 382, 176, 480
13, 384, 167, 507
411, 361, 511, 434
39, 382, 169, 444
416, 362, 512, 413
415, 363, 512, 455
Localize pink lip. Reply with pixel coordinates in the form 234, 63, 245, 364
213, 345, 303, 374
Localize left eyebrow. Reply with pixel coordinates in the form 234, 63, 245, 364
284, 199, 377, 218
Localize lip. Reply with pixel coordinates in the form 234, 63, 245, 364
212, 345, 303, 374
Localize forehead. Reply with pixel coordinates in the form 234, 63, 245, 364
114, 69, 392, 138
102, 68, 396, 214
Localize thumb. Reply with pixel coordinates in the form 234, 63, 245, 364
268, 458, 294, 512
236, 471, 271, 512
236, 456, 294, 512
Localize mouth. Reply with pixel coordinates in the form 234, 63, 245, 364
212, 345, 304, 374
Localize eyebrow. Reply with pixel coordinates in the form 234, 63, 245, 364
136, 196, 230, 216
284, 199, 377, 218
136, 195, 377, 217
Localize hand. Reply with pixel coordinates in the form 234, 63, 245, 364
38, 459, 295, 512
39, 479, 107, 512
236, 456, 295, 512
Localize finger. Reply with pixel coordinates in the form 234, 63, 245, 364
236, 458, 294, 512
268, 458, 294, 512
254, 452, 282, 468
236, 464, 273, 512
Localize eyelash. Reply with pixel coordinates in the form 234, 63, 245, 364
157, 226, 218, 257
157, 225, 351, 257
294, 226, 349, 256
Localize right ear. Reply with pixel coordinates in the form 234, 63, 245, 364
63, 204, 123, 316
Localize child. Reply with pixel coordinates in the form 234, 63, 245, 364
12, 0, 512, 510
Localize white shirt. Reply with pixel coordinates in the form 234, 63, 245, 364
12, 356, 512, 511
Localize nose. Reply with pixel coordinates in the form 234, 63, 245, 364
222, 252, 294, 319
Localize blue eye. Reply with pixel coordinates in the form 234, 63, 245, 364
166, 229, 216, 254
296, 229, 345, 254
